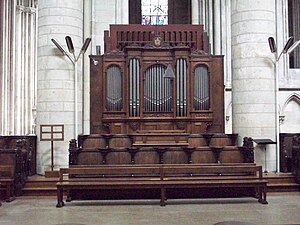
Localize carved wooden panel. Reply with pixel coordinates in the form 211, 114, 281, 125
90, 25, 224, 135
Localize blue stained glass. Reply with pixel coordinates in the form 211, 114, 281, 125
141, 0, 168, 25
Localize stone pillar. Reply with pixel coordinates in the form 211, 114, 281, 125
83, 0, 91, 134
121, 0, 129, 24
231, 0, 277, 171
0, 0, 38, 135
91, 1, 126, 54
37, 0, 83, 174
115, 0, 128, 24
191, 0, 199, 24
213, 0, 221, 55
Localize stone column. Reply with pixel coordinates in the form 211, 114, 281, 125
91, 1, 123, 54
83, 0, 91, 134
213, 0, 221, 55
191, 0, 199, 24
0, 0, 37, 135
121, 0, 129, 24
231, 0, 277, 171
37, 0, 83, 174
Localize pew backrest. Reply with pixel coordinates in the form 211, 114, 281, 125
0, 165, 15, 179
161, 165, 263, 178
59, 164, 262, 182
59, 166, 163, 182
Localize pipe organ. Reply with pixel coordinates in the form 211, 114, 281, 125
90, 25, 224, 134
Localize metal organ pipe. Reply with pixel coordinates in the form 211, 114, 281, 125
129, 59, 133, 115
106, 66, 122, 111
176, 58, 187, 116
194, 66, 209, 110
183, 59, 187, 115
143, 64, 172, 113
129, 58, 140, 116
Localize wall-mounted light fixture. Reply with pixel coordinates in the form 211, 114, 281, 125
91, 58, 99, 66
268, 36, 296, 61
287, 40, 300, 54
267, 36, 299, 172
51, 36, 91, 139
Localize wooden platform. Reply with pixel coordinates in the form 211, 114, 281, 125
263, 172, 300, 192
21, 172, 300, 196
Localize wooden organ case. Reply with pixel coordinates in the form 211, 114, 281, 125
74, 24, 253, 166
67, 25, 255, 202
90, 25, 224, 135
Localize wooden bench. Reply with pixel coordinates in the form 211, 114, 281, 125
0, 145, 29, 196
0, 165, 15, 202
56, 166, 163, 207
56, 164, 268, 207
160, 164, 268, 205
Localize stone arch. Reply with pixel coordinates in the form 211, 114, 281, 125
280, 93, 300, 133
280, 93, 300, 115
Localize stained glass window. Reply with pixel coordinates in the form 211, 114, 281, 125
288, 0, 300, 68
142, 0, 168, 25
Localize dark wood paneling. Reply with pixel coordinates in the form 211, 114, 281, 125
291, 134, 300, 182
69, 135, 252, 166
91, 25, 224, 135
129, 0, 141, 24
0, 139, 31, 196
280, 133, 300, 172
0, 135, 36, 175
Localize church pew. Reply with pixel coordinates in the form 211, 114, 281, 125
0, 135, 36, 175
56, 165, 163, 207
159, 164, 267, 205
0, 165, 15, 202
0, 140, 29, 196
56, 164, 267, 207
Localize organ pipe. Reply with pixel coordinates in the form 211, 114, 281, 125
176, 58, 187, 116
194, 65, 210, 110
106, 66, 122, 111
129, 58, 140, 116
129, 59, 140, 116
143, 64, 172, 112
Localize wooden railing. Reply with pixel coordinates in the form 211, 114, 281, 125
104, 24, 209, 53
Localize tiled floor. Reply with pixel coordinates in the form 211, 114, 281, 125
0, 193, 300, 225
